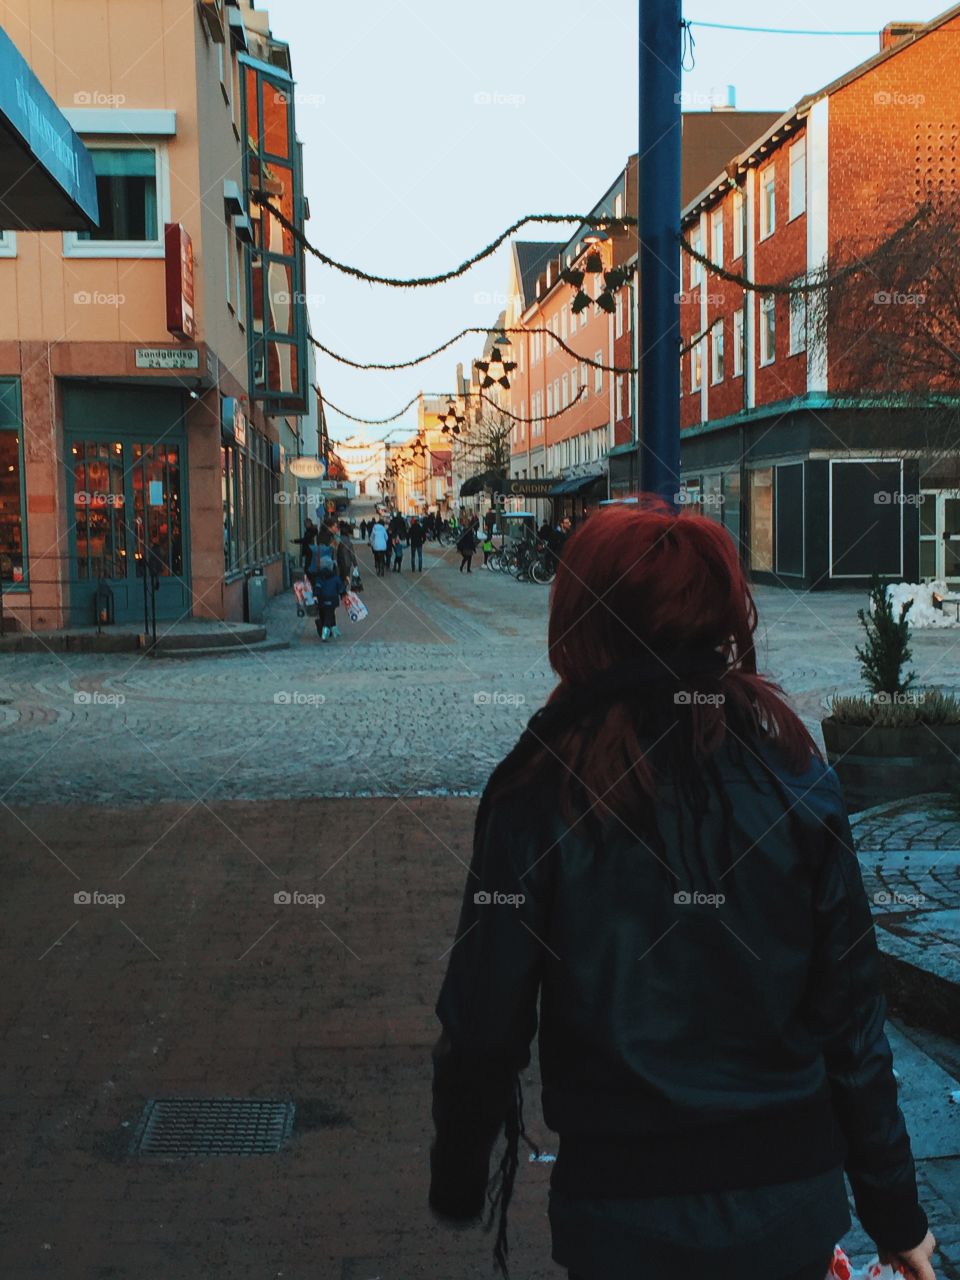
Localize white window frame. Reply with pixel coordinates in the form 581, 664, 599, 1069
690, 229, 703, 286
579, 298, 588, 328
789, 138, 806, 221
561, 373, 569, 408
711, 320, 724, 384
571, 365, 578, 401
759, 165, 776, 241
615, 376, 623, 421
625, 371, 632, 416
789, 283, 807, 355
580, 361, 589, 397
594, 353, 603, 394
711, 208, 723, 271
691, 339, 702, 391
63, 140, 170, 259
546, 385, 554, 417
615, 292, 624, 338
0, 230, 17, 258
760, 294, 776, 366
732, 192, 744, 260
561, 305, 568, 342
732, 308, 744, 377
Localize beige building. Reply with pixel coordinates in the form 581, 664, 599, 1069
0, 0, 317, 631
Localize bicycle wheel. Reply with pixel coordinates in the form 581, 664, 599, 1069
488, 552, 504, 572
530, 557, 555, 585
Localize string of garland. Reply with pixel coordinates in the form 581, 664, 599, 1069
311, 327, 638, 375
678, 204, 931, 296
251, 193, 636, 288
320, 385, 586, 430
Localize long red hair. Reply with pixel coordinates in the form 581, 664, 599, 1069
506, 499, 817, 825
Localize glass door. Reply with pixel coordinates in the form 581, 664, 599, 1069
68, 437, 189, 625
919, 490, 960, 582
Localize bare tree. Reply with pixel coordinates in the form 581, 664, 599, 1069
455, 405, 513, 481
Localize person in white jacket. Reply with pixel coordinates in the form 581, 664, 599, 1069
369, 519, 389, 577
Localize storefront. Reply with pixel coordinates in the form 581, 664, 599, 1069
63, 385, 191, 626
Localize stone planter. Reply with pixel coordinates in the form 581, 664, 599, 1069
821, 717, 960, 812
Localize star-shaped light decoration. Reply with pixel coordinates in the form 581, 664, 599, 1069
438, 400, 465, 435
595, 265, 633, 315
476, 347, 517, 390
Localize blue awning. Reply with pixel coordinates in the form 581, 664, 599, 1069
550, 473, 606, 496
0, 25, 98, 231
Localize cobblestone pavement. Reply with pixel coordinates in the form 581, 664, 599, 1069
4, 543, 960, 805
1, 800, 958, 1280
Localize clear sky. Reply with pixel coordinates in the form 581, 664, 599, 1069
263, 0, 951, 444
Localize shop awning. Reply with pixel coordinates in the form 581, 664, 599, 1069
460, 469, 506, 497
549, 473, 606, 496
0, 26, 98, 231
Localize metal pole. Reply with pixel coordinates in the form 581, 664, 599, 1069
638, 0, 683, 502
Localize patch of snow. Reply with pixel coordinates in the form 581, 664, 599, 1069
884, 580, 960, 628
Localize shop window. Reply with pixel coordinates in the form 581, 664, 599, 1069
0, 427, 25, 583
775, 463, 804, 576
830, 460, 903, 578
722, 470, 741, 550
749, 469, 774, 571
70, 147, 163, 254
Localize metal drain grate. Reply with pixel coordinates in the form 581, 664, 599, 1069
130, 1097, 295, 1158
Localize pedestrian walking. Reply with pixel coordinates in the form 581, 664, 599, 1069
291, 517, 316, 572
429, 500, 936, 1280
369, 518, 389, 577
456, 526, 477, 573
409, 517, 426, 572
391, 530, 406, 572
359, 518, 368, 541
313, 559, 345, 642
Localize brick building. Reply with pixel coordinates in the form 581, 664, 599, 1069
678, 6, 960, 588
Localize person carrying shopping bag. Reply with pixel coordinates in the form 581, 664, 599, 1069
313, 560, 346, 642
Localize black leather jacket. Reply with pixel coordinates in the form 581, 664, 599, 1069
430, 735, 927, 1255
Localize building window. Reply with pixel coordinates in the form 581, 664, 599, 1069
759, 165, 776, 239
691, 340, 702, 391
0, 424, 25, 584
0, 230, 17, 258
571, 366, 578, 401
561, 373, 569, 408
615, 377, 623, 421
789, 284, 807, 354
580, 298, 588, 328
594, 354, 603, 394
760, 294, 776, 365
70, 146, 163, 255
711, 208, 723, 270
732, 191, 744, 260
690, 228, 703, 285
711, 320, 724, 384
789, 138, 806, 220
546, 385, 554, 416
625, 372, 632, 417
615, 292, 624, 338
561, 306, 568, 342
749, 469, 774, 571
580, 361, 589, 396
733, 308, 744, 377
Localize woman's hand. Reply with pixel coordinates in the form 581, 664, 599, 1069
879, 1230, 938, 1280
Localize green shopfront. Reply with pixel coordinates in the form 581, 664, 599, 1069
63, 385, 191, 626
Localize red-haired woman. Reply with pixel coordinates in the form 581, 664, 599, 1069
429, 502, 936, 1280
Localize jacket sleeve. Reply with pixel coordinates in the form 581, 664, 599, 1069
429, 792, 552, 1220
804, 789, 928, 1253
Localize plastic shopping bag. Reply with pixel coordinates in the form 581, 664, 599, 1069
342, 590, 368, 623
293, 579, 315, 611
829, 1246, 906, 1280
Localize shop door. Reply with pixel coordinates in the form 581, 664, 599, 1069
68, 437, 190, 625
920, 490, 960, 582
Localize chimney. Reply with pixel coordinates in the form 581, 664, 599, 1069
710, 85, 737, 112
880, 21, 924, 51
